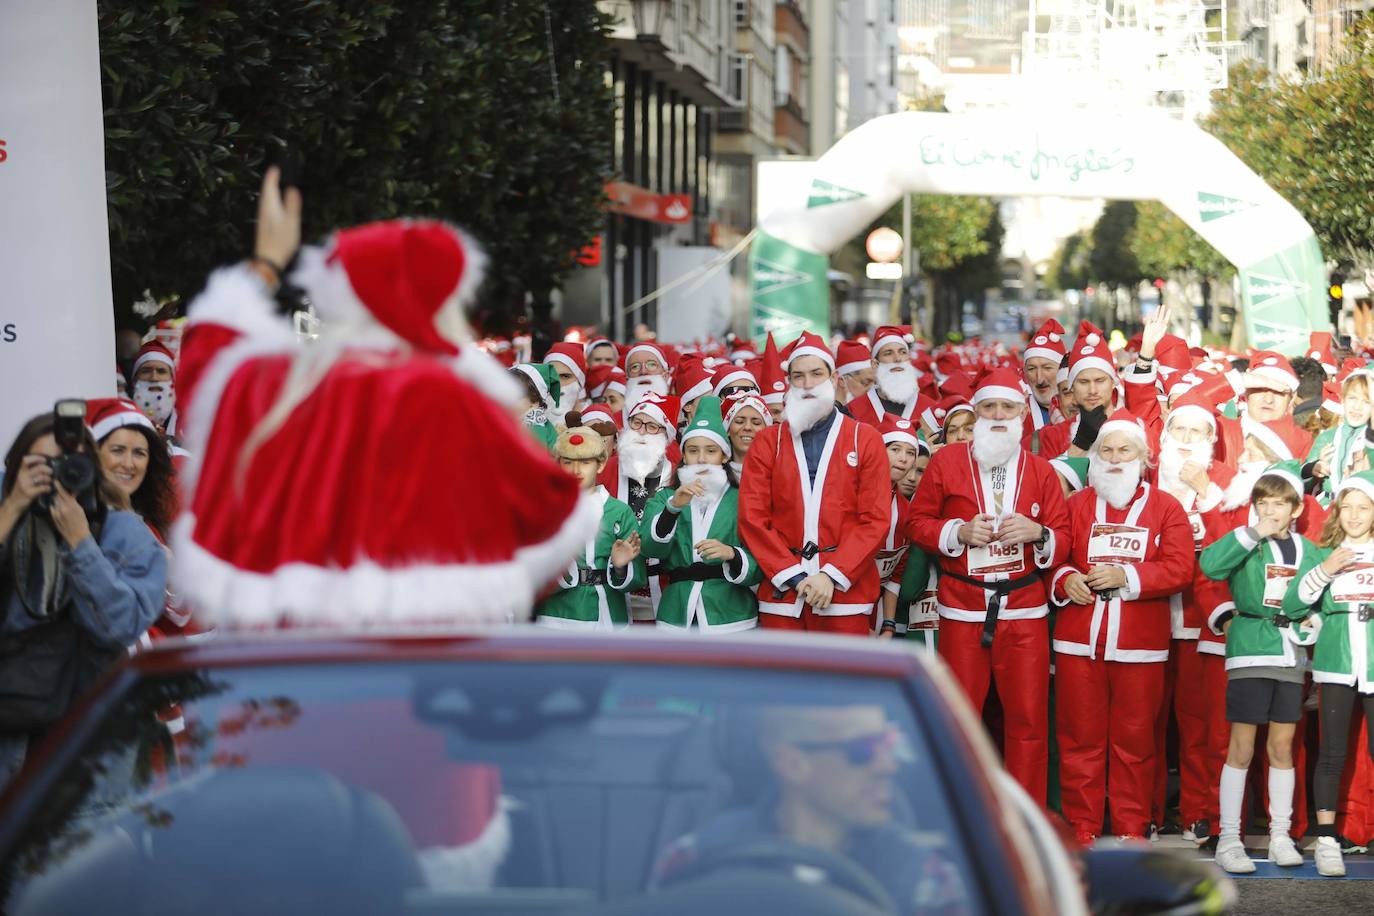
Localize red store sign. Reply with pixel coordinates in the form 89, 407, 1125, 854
605, 181, 692, 224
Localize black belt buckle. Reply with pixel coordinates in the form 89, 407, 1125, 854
1360, 605, 1373, 623
799, 542, 820, 561
1271, 614, 1292, 629
578, 569, 607, 587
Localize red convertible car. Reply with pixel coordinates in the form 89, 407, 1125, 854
0, 630, 1230, 915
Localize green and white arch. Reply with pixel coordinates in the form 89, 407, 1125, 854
750, 109, 1327, 355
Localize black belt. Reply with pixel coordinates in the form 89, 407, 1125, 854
666, 563, 727, 584
576, 568, 608, 587
1238, 610, 1293, 628
791, 542, 836, 562
944, 569, 1044, 648
1326, 607, 1374, 621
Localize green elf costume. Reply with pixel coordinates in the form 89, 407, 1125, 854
893, 547, 937, 654
1299, 469, 1374, 693
536, 425, 646, 628
1199, 461, 1320, 660
641, 397, 761, 632
512, 362, 561, 452
1305, 368, 1374, 507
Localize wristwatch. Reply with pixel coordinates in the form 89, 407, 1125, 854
1035, 526, 1050, 548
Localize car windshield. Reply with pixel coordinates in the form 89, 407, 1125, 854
2, 661, 984, 915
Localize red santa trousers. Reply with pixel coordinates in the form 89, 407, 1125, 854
1056, 654, 1165, 838
939, 618, 1049, 805
1160, 640, 1215, 828
1338, 712, 1374, 844
1195, 652, 1229, 827
759, 605, 871, 637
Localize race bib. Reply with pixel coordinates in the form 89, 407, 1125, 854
875, 545, 909, 582
967, 540, 1025, 576
1087, 523, 1150, 565
1331, 562, 1374, 604
909, 590, 939, 631
1263, 564, 1297, 610
1187, 511, 1205, 547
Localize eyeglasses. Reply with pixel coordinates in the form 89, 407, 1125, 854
627, 360, 662, 377
628, 417, 664, 435
791, 727, 899, 766
718, 384, 758, 399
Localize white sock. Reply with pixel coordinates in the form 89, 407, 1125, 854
1268, 767, 1295, 838
1219, 764, 1248, 840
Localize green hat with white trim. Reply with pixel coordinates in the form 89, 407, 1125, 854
1335, 467, 1374, 503
682, 395, 731, 458
1258, 459, 1304, 501
513, 362, 561, 411
1051, 456, 1090, 492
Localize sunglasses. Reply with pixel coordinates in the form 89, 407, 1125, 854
792, 727, 899, 766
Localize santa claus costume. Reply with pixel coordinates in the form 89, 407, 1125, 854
1036, 322, 1130, 461
737, 333, 892, 636
1050, 410, 1195, 842
1217, 352, 1314, 483
1021, 319, 1067, 452
872, 415, 921, 634
908, 367, 1072, 803
847, 325, 936, 429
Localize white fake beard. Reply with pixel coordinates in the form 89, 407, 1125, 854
1158, 433, 1213, 493
133, 380, 175, 426
554, 383, 582, 418
618, 431, 667, 481
1222, 461, 1267, 511
1088, 454, 1143, 509
783, 379, 836, 432
624, 374, 669, 411
875, 363, 917, 405
680, 463, 728, 507
970, 416, 1020, 470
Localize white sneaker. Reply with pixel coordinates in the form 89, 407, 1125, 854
1314, 836, 1346, 877
1268, 834, 1303, 867
1215, 837, 1256, 874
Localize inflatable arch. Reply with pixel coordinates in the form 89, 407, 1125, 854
749, 109, 1328, 356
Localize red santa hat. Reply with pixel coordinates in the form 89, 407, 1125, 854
1323, 382, 1343, 415
627, 392, 681, 441
879, 415, 920, 451
724, 392, 773, 428
760, 333, 787, 405
1155, 335, 1191, 379
86, 397, 157, 443
1023, 319, 1066, 365
1307, 332, 1338, 376
543, 342, 587, 388
728, 340, 758, 363
1166, 386, 1218, 431
871, 325, 912, 358
580, 402, 622, 434
780, 331, 835, 372
1337, 357, 1369, 384
836, 340, 872, 377
585, 336, 618, 360
585, 364, 627, 400
923, 394, 974, 433
1242, 351, 1299, 393
622, 341, 670, 374
1067, 321, 1116, 385
1095, 408, 1149, 451
971, 367, 1024, 405
295, 219, 488, 356
133, 340, 177, 378
934, 351, 964, 386
673, 357, 715, 403
712, 365, 758, 397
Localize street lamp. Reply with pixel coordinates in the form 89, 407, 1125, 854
632, 0, 672, 43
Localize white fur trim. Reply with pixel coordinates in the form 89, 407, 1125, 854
712, 369, 755, 396
1069, 356, 1116, 385
681, 377, 714, 403
451, 225, 489, 309
188, 264, 298, 341
1023, 346, 1063, 365
1243, 416, 1294, 461
1096, 419, 1147, 449
871, 333, 907, 358
837, 359, 871, 377
681, 427, 731, 457
454, 346, 521, 408
1243, 366, 1297, 393
882, 429, 920, 450
91, 410, 156, 444
133, 350, 176, 376
1167, 403, 1216, 429
417, 798, 511, 891
972, 385, 1022, 404
169, 489, 602, 628
543, 352, 586, 387
513, 364, 552, 408
783, 346, 835, 371
1336, 475, 1374, 502
1221, 463, 1265, 511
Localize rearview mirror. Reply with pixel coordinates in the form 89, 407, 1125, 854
1083, 845, 1235, 915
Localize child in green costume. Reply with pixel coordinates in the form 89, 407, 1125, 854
1305, 368, 1374, 506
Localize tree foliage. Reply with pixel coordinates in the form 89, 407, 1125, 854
1205, 21, 1374, 269
1046, 231, 1092, 291
99, 0, 613, 325
1128, 200, 1231, 280
1088, 201, 1145, 289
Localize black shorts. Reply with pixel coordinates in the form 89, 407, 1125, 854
1226, 678, 1303, 725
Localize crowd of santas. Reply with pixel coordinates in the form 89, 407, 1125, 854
501, 311, 1374, 876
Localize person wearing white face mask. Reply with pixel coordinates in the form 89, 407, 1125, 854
847, 326, 933, 429
131, 341, 179, 437
641, 396, 760, 632
1050, 410, 1195, 846
738, 332, 892, 636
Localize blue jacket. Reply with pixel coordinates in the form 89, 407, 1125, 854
2, 510, 165, 648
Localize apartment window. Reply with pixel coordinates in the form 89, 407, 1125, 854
775, 45, 790, 106
734, 0, 748, 27
889, 46, 896, 88
726, 51, 748, 105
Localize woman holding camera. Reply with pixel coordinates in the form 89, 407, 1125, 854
0, 410, 167, 786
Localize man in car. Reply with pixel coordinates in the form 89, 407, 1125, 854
654, 704, 965, 910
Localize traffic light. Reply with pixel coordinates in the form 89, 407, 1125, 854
1330, 270, 1346, 325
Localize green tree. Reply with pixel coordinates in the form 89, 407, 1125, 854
1088, 201, 1145, 290
1046, 231, 1092, 292
1128, 200, 1231, 280
99, 0, 613, 327
1205, 21, 1374, 270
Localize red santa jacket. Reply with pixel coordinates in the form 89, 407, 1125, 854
907, 442, 1071, 622
738, 411, 891, 617
1216, 413, 1312, 466
877, 491, 913, 595
1050, 483, 1196, 661
1036, 418, 1073, 460
1158, 465, 1236, 646
846, 388, 936, 429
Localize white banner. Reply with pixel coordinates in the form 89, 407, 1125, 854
0, 0, 113, 448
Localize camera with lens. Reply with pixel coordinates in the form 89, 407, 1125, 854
35, 399, 97, 515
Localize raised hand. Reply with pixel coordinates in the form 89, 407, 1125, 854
1140, 303, 1171, 361
254, 166, 303, 274
670, 480, 705, 509
610, 531, 641, 568
1321, 546, 1357, 577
